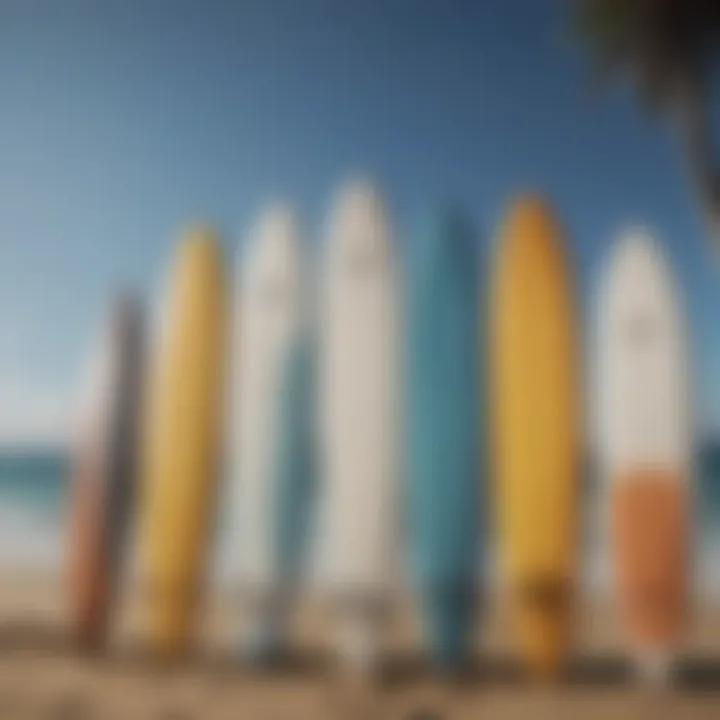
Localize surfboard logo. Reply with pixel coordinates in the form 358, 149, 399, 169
516, 577, 572, 618
625, 313, 657, 348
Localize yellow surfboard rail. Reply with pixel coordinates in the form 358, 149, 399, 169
491, 196, 581, 679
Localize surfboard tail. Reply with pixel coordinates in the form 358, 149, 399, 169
332, 593, 391, 676
336, 612, 380, 675
143, 577, 202, 658
421, 581, 476, 672
636, 648, 673, 685
242, 594, 291, 665
517, 611, 569, 681
513, 575, 574, 680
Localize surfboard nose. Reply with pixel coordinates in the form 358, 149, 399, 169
326, 177, 391, 266
613, 227, 658, 265
177, 224, 222, 263
415, 208, 476, 266
168, 225, 226, 306
502, 193, 557, 232
246, 203, 301, 280
607, 228, 678, 309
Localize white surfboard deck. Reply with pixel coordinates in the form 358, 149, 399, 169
596, 228, 691, 479
316, 179, 401, 671
595, 227, 693, 679
232, 204, 307, 591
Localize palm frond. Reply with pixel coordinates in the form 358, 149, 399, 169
573, 0, 720, 106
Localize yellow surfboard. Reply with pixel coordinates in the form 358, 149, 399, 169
491, 197, 580, 679
140, 227, 227, 657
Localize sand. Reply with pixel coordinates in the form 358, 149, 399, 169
0, 572, 718, 718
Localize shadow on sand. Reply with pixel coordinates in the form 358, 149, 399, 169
382, 652, 720, 693
0, 620, 719, 693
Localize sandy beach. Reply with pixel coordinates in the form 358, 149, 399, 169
0, 572, 717, 718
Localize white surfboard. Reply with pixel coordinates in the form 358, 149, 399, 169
232, 204, 309, 659
317, 179, 401, 673
596, 228, 692, 681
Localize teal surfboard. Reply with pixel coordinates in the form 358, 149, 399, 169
406, 209, 480, 670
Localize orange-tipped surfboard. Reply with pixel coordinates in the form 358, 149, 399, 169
140, 227, 227, 657
596, 229, 692, 682
68, 293, 144, 649
491, 196, 580, 679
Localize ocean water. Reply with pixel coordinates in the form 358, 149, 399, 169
0, 445, 718, 595
0, 450, 69, 569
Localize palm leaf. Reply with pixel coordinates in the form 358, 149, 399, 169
572, 0, 720, 106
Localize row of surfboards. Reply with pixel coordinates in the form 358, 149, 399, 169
68, 179, 691, 683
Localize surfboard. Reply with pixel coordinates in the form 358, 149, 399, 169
140, 227, 227, 657
68, 293, 144, 650
317, 179, 400, 673
491, 196, 580, 679
232, 204, 315, 663
596, 229, 691, 680
405, 209, 480, 670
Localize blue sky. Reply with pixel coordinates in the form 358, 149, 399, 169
0, 0, 718, 442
